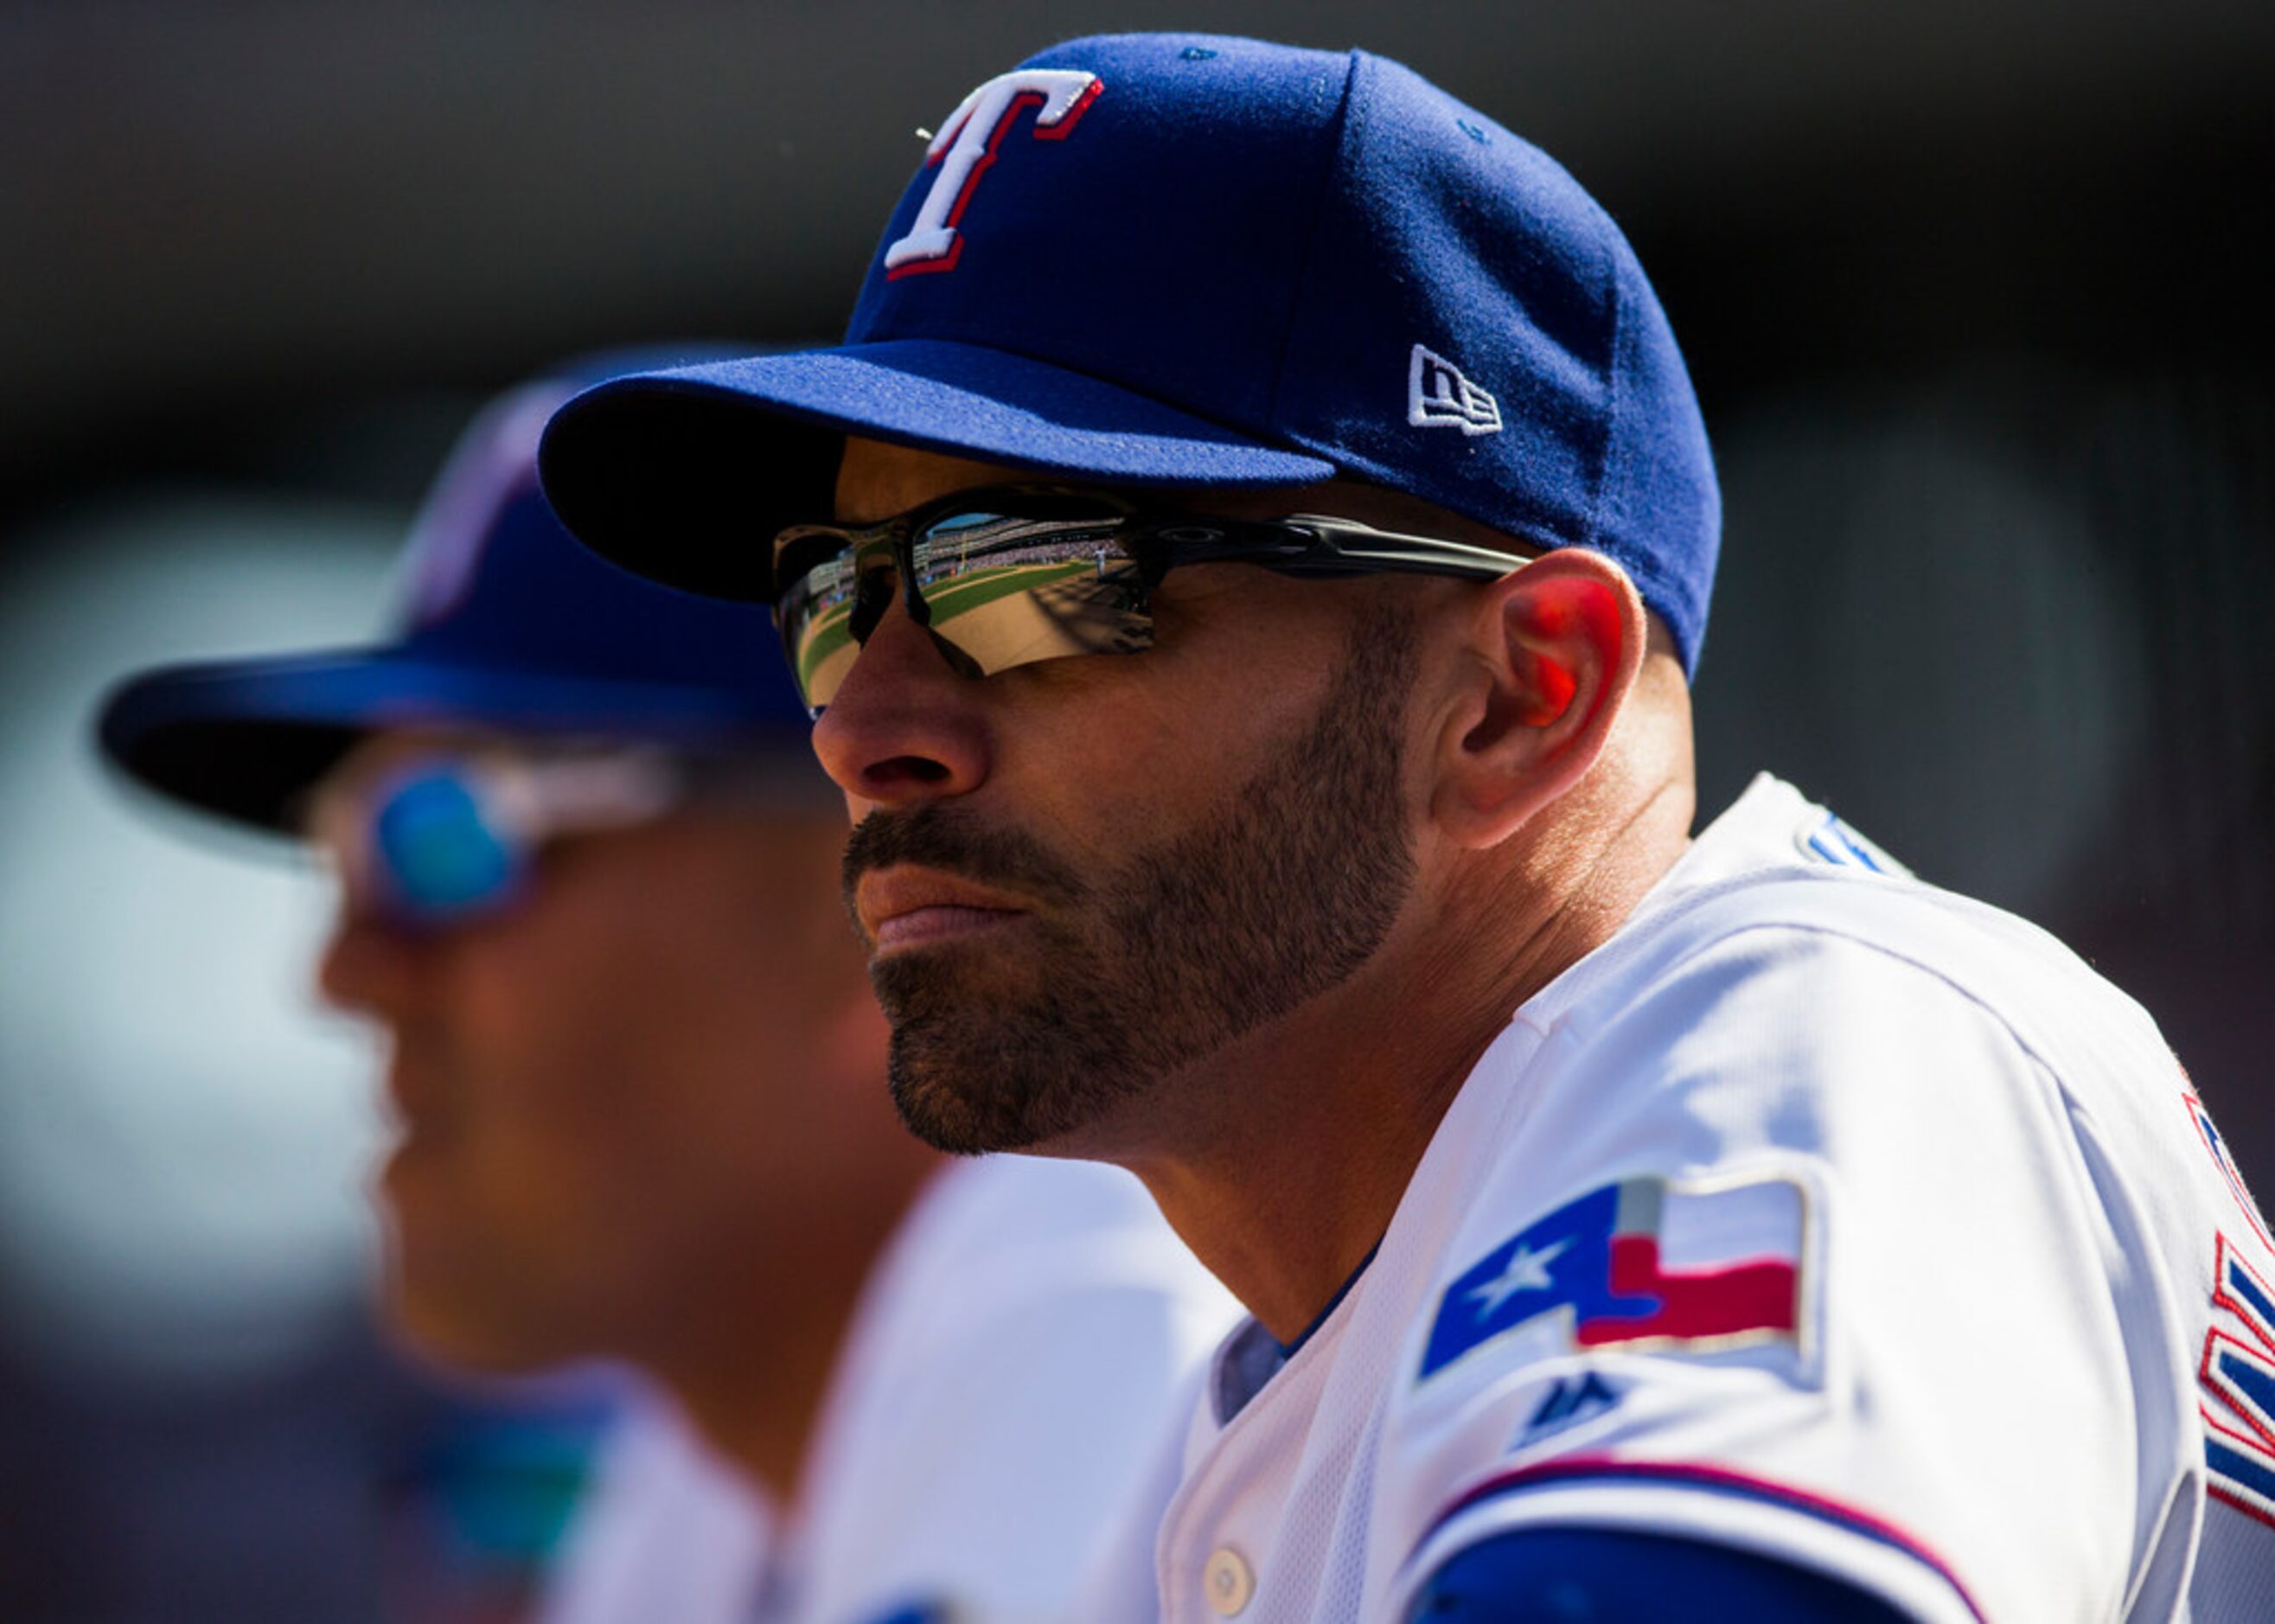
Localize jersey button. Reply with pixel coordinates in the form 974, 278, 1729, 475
1204, 1546, 1255, 1616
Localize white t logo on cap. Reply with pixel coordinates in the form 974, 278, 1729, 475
884, 69, 1103, 279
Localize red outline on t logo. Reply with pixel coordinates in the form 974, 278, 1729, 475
883, 70, 1102, 280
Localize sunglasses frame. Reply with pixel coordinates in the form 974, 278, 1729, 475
771, 483, 1536, 711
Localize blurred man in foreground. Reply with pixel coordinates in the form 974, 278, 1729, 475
99, 359, 1237, 1622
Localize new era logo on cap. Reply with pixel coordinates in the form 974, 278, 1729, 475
1408, 345, 1502, 437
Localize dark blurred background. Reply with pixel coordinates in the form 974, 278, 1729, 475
3, 3, 2270, 1619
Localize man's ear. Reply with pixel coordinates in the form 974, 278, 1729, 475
1429, 549, 1647, 849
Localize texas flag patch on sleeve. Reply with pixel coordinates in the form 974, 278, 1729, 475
1419, 1173, 1812, 1382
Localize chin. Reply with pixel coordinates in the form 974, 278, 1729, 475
381, 1276, 559, 1377
886, 1067, 1040, 1157
376, 1186, 566, 1375
884, 1007, 1158, 1157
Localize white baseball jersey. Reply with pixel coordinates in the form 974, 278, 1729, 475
537, 1154, 1237, 1624
1148, 774, 2275, 1622
782, 1152, 1242, 1624
540, 1384, 773, 1624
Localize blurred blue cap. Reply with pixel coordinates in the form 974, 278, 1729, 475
539, 33, 1720, 672
98, 350, 815, 834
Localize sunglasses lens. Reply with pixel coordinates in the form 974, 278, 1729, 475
779, 499, 1153, 710
780, 537, 898, 712
372, 770, 521, 921
911, 508, 1152, 674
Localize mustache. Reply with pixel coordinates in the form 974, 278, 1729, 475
841, 802, 1091, 923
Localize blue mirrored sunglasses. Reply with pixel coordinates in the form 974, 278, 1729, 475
308, 749, 689, 926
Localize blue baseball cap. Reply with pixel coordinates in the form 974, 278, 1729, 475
98, 351, 815, 835
538, 33, 1720, 672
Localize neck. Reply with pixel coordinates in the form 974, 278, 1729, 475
1115, 778, 1692, 1343
648, 1167, 935, 1505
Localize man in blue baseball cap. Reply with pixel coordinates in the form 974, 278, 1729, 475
99, 356, 1236, 1624
536, 33, 2273, 1624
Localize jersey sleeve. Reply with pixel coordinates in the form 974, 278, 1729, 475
1381, 918, 2144, 1624
1401, 1524, 1916, 1623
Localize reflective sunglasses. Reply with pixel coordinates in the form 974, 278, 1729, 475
307, 747, 727, 927
772, 483, 1532, 713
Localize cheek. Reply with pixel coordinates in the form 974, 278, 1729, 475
483, 872, 808, 1193
995, 628, 1338, 845
431, 915, 670, 1213
448, 921, 605, 1094
417, 831, 872, 1263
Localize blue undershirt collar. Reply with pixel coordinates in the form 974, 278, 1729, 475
1215, 1236, 1384, 1424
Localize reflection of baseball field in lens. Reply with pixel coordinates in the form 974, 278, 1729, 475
795, 557, 1147, 700
795, 621, 860, 705
936, 571, 1151, 673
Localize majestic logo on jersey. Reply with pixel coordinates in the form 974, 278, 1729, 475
882, 70, 1103, 278
1518, 1370, 1624, 1446
1418, 1174, 1806, 1382
1407, 344, 1502, 436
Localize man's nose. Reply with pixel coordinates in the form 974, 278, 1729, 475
810, 596, 991, 810
315, 900, 433, 1022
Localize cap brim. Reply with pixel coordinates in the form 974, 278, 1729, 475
537, 339, 1339, 602
98, 647, 796, 834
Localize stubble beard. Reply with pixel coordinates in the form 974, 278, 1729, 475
848, 606, 1422, 1155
